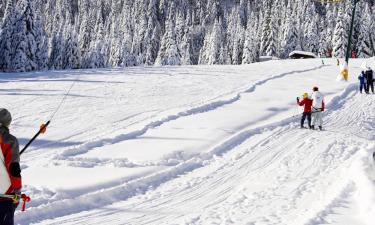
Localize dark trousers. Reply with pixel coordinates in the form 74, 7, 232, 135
301, 112, 311, 127
366, 81, 374, 93
359, 83, 365, 93
0, 201, 16, 225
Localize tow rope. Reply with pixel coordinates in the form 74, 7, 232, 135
20, 74, 79, 155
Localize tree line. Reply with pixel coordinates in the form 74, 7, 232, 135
0, 0, 374, 72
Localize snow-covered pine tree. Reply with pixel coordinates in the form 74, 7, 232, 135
130, 0, 149, 65
332, 4, 349, 58
144, 0, 161, 65
155, 18, 181, 66
227, 8, 245, 65
356, 3, 373, 58
48, 31, 64, 69
280, 8, 299, 58
63, 25, 80, 69
79, 0, 96, 67
1, 0, 375, 71
305, 15, 320, 54
260, 4, 278, 57
34, 13, 48, 71
242, 12, 260, 64
319, 3, 336, 57
116, 0, 135, 67
259, 5, 271, 56
0, 0, 17, 72
368, 4, 375, 56
6, 0, 48, 72
199, 17, 226, 65
107, 7, 122, 67
177, 8, 193, 65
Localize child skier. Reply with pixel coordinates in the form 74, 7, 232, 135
296, 93, 313, 129
0, 108, 22, 225
358, 71, 366, 94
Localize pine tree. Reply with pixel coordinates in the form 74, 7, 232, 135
2, 0, 375, 70
356, 3, 373, 58
227, 9, 245, 64
2, 0, 48, 72
48, 31, 64, 69
144, 0, 161, 65
242, 11, 260, 64
280, 12, 299, 58
332, 5, 348, 58
155, 18, 181, 66
259, 5, 278, 57
199, 18, 226, 65
79, 0, 95, 67
0, 0, 17, 71
63, 26, 81, 69
305, 16, 320, 54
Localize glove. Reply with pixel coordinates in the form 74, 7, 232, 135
11, 188, 21, 205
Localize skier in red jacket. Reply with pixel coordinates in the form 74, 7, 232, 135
0, 108, 21, 225
297, 93, 313, 129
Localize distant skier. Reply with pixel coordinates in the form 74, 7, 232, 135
296, 93, 313, 129
311, 87, 325, 130
0, 109, 22, 225
358, 71, 366, 94
364, 67, 374, 94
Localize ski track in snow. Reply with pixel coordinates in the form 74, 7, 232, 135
15, 66, 375, 225
52, 65, 324, 163
26, 85, 375, 225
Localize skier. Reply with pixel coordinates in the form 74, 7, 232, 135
311, 87, 325, 130
296, 93, 313, 129
364, 67, 374, 94
358, 71, 366, 94
0, 108, 22, 225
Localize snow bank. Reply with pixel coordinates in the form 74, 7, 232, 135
350, 144, 375, 225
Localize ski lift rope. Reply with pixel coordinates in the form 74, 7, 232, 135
20, 74, 81, 155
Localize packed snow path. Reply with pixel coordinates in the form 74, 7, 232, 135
27, 80, 375, 225
1, 59, 374, 224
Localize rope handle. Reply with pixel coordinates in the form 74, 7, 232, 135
20, 194, 31, 211
5, 194, 31, 211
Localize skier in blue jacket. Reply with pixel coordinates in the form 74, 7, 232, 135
358, 71, 366, 94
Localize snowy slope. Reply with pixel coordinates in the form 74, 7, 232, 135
1, 58, 375, 225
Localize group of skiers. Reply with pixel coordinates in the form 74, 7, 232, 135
296, 87, 325, 130
0, 109, 21, 225
358, 67, 374, 94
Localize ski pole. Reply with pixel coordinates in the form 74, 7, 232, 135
20, 121, 49, 156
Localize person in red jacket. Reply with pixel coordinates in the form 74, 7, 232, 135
0, 108, 21, 225
297, 93, 313, 129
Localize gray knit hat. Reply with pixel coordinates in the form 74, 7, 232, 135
0, 108, 12, 127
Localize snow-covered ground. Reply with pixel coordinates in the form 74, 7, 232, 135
1, 58, 375, 225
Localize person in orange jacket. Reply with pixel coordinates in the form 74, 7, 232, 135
0, 108, 21, 225
297, 93, 313, 129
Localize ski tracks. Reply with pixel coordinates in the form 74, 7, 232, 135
20, 66, 374, 225
52, 65, 325, 163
